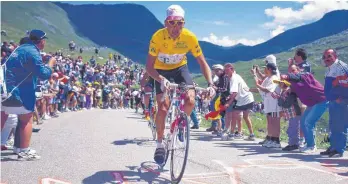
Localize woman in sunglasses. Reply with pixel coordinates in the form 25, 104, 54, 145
145, 4, 215, 165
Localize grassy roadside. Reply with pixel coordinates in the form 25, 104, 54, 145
198, 111, 330, 149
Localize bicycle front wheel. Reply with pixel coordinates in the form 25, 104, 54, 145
170, 113, 190, 183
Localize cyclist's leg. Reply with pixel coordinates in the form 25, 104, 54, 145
154, 88, 170, 143
174, 65, 195, 116
152, 71, 171, 164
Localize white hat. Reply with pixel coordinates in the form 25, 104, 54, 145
265, 54, 277, 65
52, 73, 59, 77
167, 5, 185, 18
212, 64, 224, 70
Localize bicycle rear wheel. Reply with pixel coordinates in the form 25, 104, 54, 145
170, 113, 190, 183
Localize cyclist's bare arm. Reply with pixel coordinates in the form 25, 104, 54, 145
146, 54, 164, 82
196, 54, 213, 86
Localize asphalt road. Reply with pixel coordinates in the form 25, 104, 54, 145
1, 108, 348, 184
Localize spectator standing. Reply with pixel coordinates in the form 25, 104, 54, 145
250, 62, 282, 148
320, 49, 348, 157
281, 64, 328, 153
1, 30, 55, 160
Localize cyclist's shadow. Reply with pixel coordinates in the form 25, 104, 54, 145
82, 162, 171, 184
112, 138, 156, 147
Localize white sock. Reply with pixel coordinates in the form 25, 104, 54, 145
20, 147, 29, 152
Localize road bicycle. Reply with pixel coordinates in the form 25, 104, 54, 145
160, 82, 205, 183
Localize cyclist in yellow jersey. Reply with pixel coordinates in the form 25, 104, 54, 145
146, 5, 215, 164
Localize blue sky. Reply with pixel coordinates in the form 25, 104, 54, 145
67, 1, 348, 47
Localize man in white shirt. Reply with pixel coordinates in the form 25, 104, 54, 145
223, 63, 255, 140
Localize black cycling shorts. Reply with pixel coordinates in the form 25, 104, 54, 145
149, 64, 193, 95
234, 102, 254, 111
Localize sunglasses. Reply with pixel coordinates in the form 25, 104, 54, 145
322, 54, 333, 60
167, 20, 185, 26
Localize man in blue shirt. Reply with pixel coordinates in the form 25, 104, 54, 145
1, 30, 56, 160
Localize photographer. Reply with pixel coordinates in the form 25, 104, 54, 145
288, 48, 311, 73
253, 54, 280, 81
1, 30, 56, 160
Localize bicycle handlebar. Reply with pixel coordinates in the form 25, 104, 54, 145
167, 83, 206, 91
161, 83, 207, 102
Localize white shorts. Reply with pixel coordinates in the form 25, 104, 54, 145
1, 106, 32, 115
4, 114, 18, 128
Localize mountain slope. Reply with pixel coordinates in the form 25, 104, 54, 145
219, 10, 348, 62
55, 2, 230, 68
1, 1, 120, 61
55, 2, 348, 71
194, 30, 348, 89
3, 2, 347, 72
54, 2, 162, 62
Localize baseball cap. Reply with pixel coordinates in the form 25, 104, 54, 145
52, 73, 59, 78
273, 79, 291, 87
29, 29, 47, 41
212, 64, 224, 70
167, 5, 185, 19
264, 54, 277, 65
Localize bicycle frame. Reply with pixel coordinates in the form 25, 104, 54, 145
164, 84, 203, 152
164, 88, 187, 162
164, 88, 178, 127
169, 92, 186, 134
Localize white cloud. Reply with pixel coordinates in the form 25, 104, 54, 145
194, 20, 230, 26
270, 25, 285, 37
201, 33, 265, 47
263, 0, 348, 37
212, 21, 230, 26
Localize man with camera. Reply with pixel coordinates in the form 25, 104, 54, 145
288, 48, 311, 73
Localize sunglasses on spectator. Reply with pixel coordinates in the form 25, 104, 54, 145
322, 54, 333, 60
167, 20, 185, 26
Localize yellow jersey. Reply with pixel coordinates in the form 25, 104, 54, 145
148, 28, 203, 70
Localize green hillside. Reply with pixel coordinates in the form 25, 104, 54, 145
195, 30, 348, 147
194, 30, 348, 97
1, 1, 120, 62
